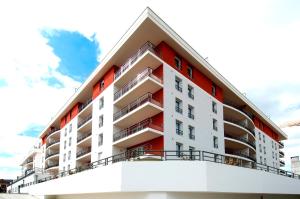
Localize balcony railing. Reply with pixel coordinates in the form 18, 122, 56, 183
114, 41, 158, 80
279, 141, 284, 148
113, 118, 163, 142
47, 128, 60, 138
225, 118, 255, 137
280, 160, 285, 166
225, 134, 256, 149
45, 163, 59, 170
45, 151, 59, 159
225, 149, 256, 162
114, 67, 162, 101
113, 93, 162, 121
76, 147, 91, 158
279, 150, 285, 156
77, 131, 92, 143
24, 159, 33, 164
46, 140, 60, 149
224, 102, 253, 120
78, 114, 92, 129
79, 98, 92, 113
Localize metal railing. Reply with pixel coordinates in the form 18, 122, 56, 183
224, 134, 256, 149
45, 151, 59, 159
77, 131, 92, 143
78, 114, 92, 128
18, 150, 300, 188
76, 147, 91, 158
79, 98, 92, 113
114, 41, 158, 80
280, 160, 285, 165
46, 128, 60, 139
224, 102, 253, 121
114, 67, 162, 101
279, 141, 284, 148
113, 118, 163, 142
45, 163, 59, 170
46, 139, 60, 149
279, 150, 285, 156
225, 149, 256, 162
113, 93, 162, 121
224, 118, 255, 137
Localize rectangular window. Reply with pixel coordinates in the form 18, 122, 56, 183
63, 153, 66, 162
213, 136, 218, 149
187, 66, 193, 79
98, 133, 103, 146
68, 150, 71, 160
212, 101, 217, 114
174, 56, 182, 70
259, 144, 262, 153
175, 98, 183, 114
272, 140, 274, 148
188, 105, 194, 119
264, 158, 266, 165
213, 119, 218, 131
187, 85, 194, 99
63, 166, 65, 172
69, 124, 72, 133
275, 143, 277, 150
99, 115, 103, 128
275, 153, 277, 160
189, 146, 195, 160
98, 152, 102, 161
175, 76, 182, 92
260, 156, 262, 164
67, 164, 70, 171
259, 132, 261, 140
99, 97, 104, 110
64, 128, 67, 136
64, 140, 66, 149
188, 125, 195, 140
69, 137, 72, 147
175, 120, 183, 135
272, 151, 274, 159
263, 135, 265, 143
176, 142, 183, 157
212, 84, 216, 97
263, 146, 266, 154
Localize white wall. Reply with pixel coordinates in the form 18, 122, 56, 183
163, 64, 224, 153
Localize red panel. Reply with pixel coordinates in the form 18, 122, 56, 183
151, 112, 164, 131
71, 103, 80, 120
152, 89, 163, 107
153, 64, 163, 82
156, 41, 223, 102
42, 136, 46, 145
60, 117, 66, 128
253, 116, 279, 141
92, 66, 117, 100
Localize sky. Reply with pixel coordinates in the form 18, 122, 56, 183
0, 0, 299, 179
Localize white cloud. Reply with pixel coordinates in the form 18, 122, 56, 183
0, 0, 299, 178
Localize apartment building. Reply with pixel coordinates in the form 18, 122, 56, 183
8, 8, 300, 199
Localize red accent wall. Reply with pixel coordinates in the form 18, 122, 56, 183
92, 66, 116, 100
60, 103, 80, 128
42, 136, 46, 145
151, 112, 164, 131
152, 89, 163, 107
155, 41, 223, 102
254, 116, 279, 141
153, 64, 163, 82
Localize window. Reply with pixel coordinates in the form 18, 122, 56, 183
174, 56, 182, 70
264, 158, 266, 165
275, 153, 277, 160
176, 142, 183, 157
175, 76, 182, 92
188, 125, 195, 140
188, 105, 194, 119
99, 115, 103, 128
259, 132, 261, 140
263, 135, 265, 143
175, 120, 183, 135
64, 140, 66, 149
263, 146, 266, 154
64, 128, 67, 136
275, 143, 277, 150
272, 151, 274, 159
189, 146, 195, 160
175, 98, 183, 114
98, 133, 103, 146
213, 119, 218, 131
212, 101, 217, 114
69, 124, 72, 133
69, 137, 72, 147
187, 66, 193, 79
98, 152, 102, 161
63, 166, 65, 172
99, 97, 104, 110
100, 80, 105, 90
260, 156, 262, 164
68, 150, 71, 160
63, 153, 66, 162
259, 144, 262, 153
212, 84, 216, 97
213, 136, 218, 149
188, 85, 194, 99
272, 140, 274, 148
67, 164, 70, 171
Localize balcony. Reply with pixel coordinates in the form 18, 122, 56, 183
46, 139, 60, 149
46, 128, 60, 139
225, 149, 256, 162
114, 42, 162, 85
113, 118, 163, 148
76, 147, 91, 161
45, 163, 59, 170
77, 114, 92, 131
78, 98, 92, 113
279, 150, 285, 158
279, 141, 284, 149
24, 158, 33, 165
77, 131, 92, 144
45, 151, 59, 160
225, 134, 256, 150
113, 93, 163, 128
114, 67, 163, 107
223, 104, 255, 137
280, 160, 285, 167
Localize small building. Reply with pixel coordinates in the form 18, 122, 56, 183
291, 156, 300, 175
0, 179, 13, 193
